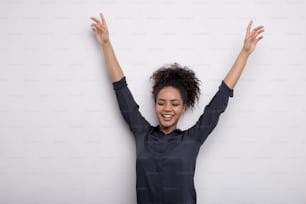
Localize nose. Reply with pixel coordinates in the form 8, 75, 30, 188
164, 102, 172, 111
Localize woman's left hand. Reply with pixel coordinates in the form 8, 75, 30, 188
243, 20, 264, 55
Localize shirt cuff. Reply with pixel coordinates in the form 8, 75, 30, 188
112, 76, 127, 90
219, 80, 234, 97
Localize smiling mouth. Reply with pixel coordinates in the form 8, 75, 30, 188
161, 114, 174, 121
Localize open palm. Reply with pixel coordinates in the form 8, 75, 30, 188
243, 20, 264, 55
90, 13, 109, 45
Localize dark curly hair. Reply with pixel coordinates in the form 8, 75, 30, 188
151, 62, 201, 109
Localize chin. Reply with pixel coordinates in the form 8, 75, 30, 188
159, 121, 177, 131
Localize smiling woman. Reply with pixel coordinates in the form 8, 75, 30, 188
151, 63, 201, 134
155, 85, 185, 135
90, 12, 264, 204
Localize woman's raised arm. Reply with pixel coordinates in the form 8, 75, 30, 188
224, 20, 264, 89
90, 13, 124, 82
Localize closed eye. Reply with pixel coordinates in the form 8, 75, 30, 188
156, 99, 182, 106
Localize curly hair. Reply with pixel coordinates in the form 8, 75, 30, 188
151, 62, 201, 109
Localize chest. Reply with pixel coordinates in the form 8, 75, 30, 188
136, 132, 201, 172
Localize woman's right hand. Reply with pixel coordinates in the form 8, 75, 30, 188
90, 13, 110, 46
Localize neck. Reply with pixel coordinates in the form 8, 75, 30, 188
159, 126, 176, 135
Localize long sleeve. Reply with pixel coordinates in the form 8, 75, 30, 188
112, 77, 151, 136
187, 80, 234, 144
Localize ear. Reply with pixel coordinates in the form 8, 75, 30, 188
183, 105, 187, 113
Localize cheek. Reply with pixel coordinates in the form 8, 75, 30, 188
175, 107, 185, 116
154, 105, 161, 114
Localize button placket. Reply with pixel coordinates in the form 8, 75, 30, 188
155, 157, 163, 203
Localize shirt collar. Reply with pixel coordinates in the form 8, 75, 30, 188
154, 125, 182, 136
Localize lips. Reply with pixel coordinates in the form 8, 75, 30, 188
161, 114, 174, 121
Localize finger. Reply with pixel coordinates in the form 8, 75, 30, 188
251, 28, 265, 39
91, 24, 98, 31
255, 25, 264, 30
255, 36, 264, 43
252, 26, 264, 32
249, 27, 264, 39
246, 20, 253, 35
100, 13, 107, 25
90, 23, 100, 31
96, 23, 104, 30
256, 28, 265, 36
91, 27, 97, 33
245, 20, 253, 39
90, 17, 100, 24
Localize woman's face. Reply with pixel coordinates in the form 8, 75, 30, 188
155, 86, 186, 134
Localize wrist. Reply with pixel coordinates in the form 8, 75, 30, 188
101, 39, 111, 48
240, 48, 251, 58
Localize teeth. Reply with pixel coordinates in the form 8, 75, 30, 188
162, 114, 173, 118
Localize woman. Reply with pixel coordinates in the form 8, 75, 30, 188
90, 13, 264, 204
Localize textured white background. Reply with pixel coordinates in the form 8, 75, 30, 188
1, 0, 306, 204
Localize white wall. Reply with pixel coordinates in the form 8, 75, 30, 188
1, 0, 306, 203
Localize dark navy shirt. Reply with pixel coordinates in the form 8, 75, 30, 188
112, 77, 233, 204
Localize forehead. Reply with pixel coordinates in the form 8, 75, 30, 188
156, 86, 182, 100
